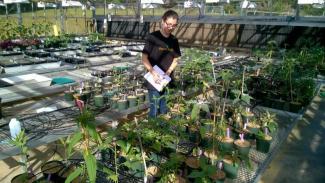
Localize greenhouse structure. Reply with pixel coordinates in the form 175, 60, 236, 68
0, 0, 324, 183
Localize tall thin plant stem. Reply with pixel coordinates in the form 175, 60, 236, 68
134, 117, 148, 183
241, 66, 246, 95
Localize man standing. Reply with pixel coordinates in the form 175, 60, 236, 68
142, 10, 181, 118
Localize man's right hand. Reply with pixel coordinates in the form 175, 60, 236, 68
151, 70, 161, 84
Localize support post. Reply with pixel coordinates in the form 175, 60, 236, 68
17, 3, 22, 26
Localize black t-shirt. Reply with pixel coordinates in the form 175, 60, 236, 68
142, 31, 181, 90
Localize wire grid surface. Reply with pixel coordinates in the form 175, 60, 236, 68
226, 118, 295, 183
0, 106, 80, 151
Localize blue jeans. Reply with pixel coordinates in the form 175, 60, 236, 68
148, 89, 167, 118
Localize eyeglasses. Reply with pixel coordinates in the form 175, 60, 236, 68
164, 21, 178, 28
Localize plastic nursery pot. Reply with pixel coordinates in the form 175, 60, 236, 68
256, 135, 272, 153
247, 123, 261, 135
111, 97, 119, 109
144, 90, 149, 101
136, 93, 145, 104
64, 91, 75, 101
209, 170, 226, 183
234, 139, 251, 157
11, 172, 37, 183
41, 160, 65, 182
117, 99, 128, 111
127, 95, 137, 108
94, 94, 104, 107
103, 91, 115, 103
220, 137, 234, 152
222, 156, 239, 179
80, 91, 91, 102
241, 112, 254, 124
289, 102, 302, 113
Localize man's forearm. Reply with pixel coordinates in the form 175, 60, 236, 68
166, 58, 179, 75
142, 53, 154, 73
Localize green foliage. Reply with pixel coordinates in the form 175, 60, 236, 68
84, 152, 97, 183
260, 111, 278, 133
191, 103, 210, 121
9, 130, 29, 172
44, 34, 72, 48
65, 167, 83, 183
66, 109, 102, 183
88, 32, 105, 43
181, 48, 214, 91
159, 152, 185, 175
188, 157, 217, 182
0, 20, 50, 40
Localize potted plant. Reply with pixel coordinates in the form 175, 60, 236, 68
260, 111, 278, 136
241, 107, 254, 124
245, 117, 261, 135
222, 151, 240, 179
65, 108, 102, 183
256, 128, 273, 153
10, 130, 37, 183
234, 133, 251, 157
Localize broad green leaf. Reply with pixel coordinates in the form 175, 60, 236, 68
84, 152, 97, 183
65, 167, 83, 183
151, 142, 161, 152
67, 132, 82, 158
188, 171, 204, 178
191, 103, 201, 121
108, 174, 118, 182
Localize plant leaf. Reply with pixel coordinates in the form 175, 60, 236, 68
64, 167, 83, 183
84, 152, 97, 183
67, 132, 82, 158
188, 170, 204, 178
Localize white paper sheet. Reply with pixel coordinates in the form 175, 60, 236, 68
144, 65, 171, 91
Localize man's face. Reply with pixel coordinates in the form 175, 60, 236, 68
162, 17, 178, 35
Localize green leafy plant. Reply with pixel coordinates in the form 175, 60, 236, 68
260, 111, 278, 133
187, 157, 217, 182
66, 109, 102, 183
10, 130, 29, 173
88, 32, 105, 44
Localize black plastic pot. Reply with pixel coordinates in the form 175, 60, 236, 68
256, 136, 272, 153
41, 160, 65, 182
289, 102, 302, 113
11, 172, 36, 183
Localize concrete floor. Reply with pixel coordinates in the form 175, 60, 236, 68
260, 85, 325, 183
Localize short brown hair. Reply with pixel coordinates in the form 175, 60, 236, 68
162, 10, 179, 21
